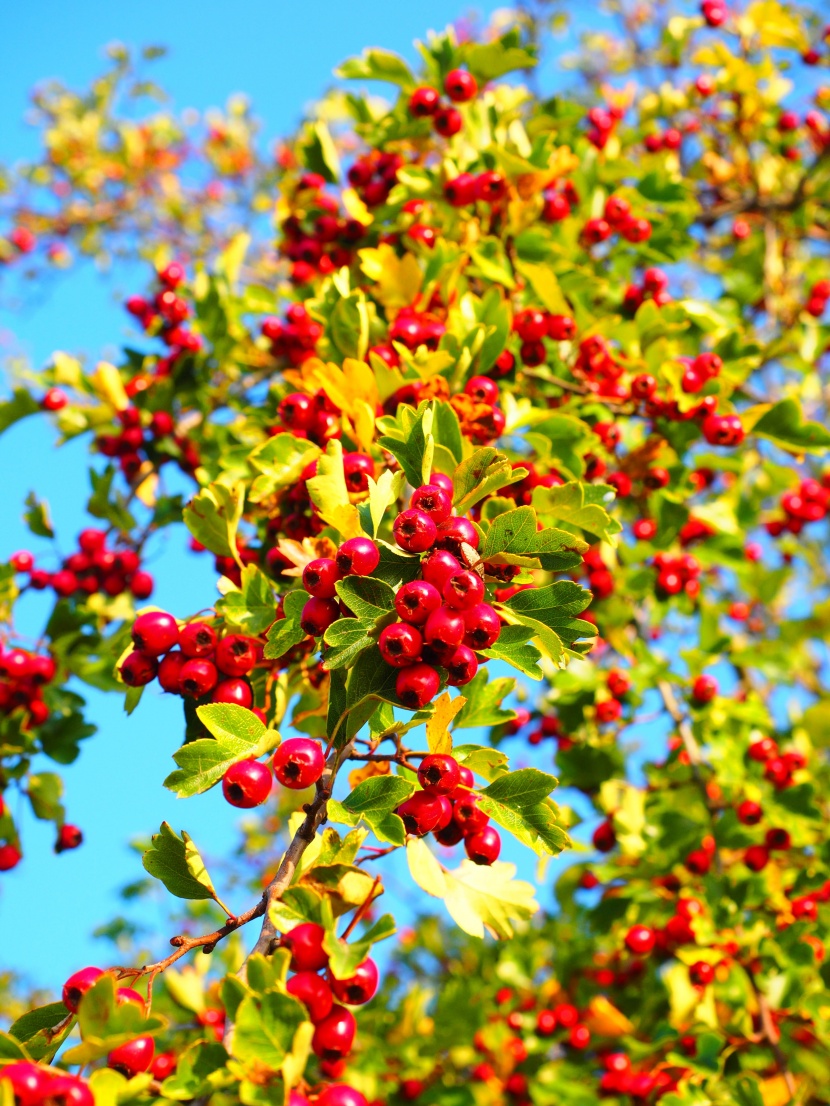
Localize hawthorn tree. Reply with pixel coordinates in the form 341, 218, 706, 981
1, 2, 830, 1104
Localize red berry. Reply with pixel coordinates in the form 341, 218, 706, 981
287, 971, 334, 1022
211, 678, 253, 707
444, 69, 477, 102
624, 925, 655, 956
41, 387, 68, 411
300, 597, 340, 636
273, 737, 325, 789
464, 825, 501, 865
132, 610, 178, 655
215, 634, 258, 676
329, 958, 379, 1005
569, 1024, 591, 1049
410, 484, 453, 523
689, 961, 715, 987
423, 606, 465, 661
394, 509, 438, 553
409, 86, 440, 117
394, 579, 442, 624
435, 516, 478, 554
378, 622, 423, 667
397, 791, 451, 836
462, 603, 500, 650
62, 966, 104, 1013
316, 1085, 367, 1106
1, 1062, 54, 1106
453, 794, 489, 835
179, 621, 217, 658
303, 558, 341, 598
151, 1053, 177, 1081
55, 824, 83, 852
222, 759, 272, 808
692, 674, 718, 703
444, 173, 478, 206
418, 754, 461, 795
108, 1036, 154, 1077
396, 663, 440, 709
443, 569, 485, 610
312, 1004, 356, 1060
283, 922, 329, 971
744, 845, 770, 872
157, 650, 185, 693
592, 819, 616, 853
179, 658, 218, 698
120, 651, 158, 687
420, 549, 462, 590
336, 537, 380, 577
47, 1077, 94, 1106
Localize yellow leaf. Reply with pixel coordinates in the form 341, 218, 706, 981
442, 860, 538, 939
359, 243, 422, 309
760, 1076, 799, 1106
348, 760, 390, 789
134, 468, 158, 508
341, 187, 372, 225
583, 996, 634, 1038
514, 260, 569, 315
407, 838, 447, 899
91, 361, 129, 411
741, 1, 809, 51
51, 350, 83, 387
288, 357, 379, 453
274, 536, 338, 578
306, 439, 364, 539
425, 691, 466, 755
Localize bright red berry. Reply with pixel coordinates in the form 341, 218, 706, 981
273, 738, 325, 789
222, 759, 272, 808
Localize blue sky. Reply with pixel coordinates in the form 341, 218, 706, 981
1, 0, 587, 992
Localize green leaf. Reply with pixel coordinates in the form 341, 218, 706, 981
9, 1003, 73, 1062
501, 580, 594, 664
340, 646, 405, 739
231, 992, 307, 1072
370, 541, 423, 587
63, 975, 165, 1065
480, 625, 543, 679
532, 481, 622, 543
335, 575, 396, 624
263, 588, 308, 660
513, 259, 569, 314
322, 618, 374, 671
183, 482, 245, 563
453, 670, 516, 729
324, 913, 396, 979
88, 466, 136, 532
361, 468, 406, 538
330, 293, 370, 360
26, 772, 64, 822
300, 120, 341, 184
342, 775, 416, 816
142, 822, 220, 902
217, 564, 275, 636
155, 1041, 230, 1100
23, 492, 54, 538
164, 704, 273, 797
464, 33, 537, 80
475, 768, 568, 858
481, 505, 585, 570
336, 48, 415, 89
453, 448, 527, 515
249, 433, 320, 503
0, 388, 40, 436
751, 398, 830, 454
377, 402, 434, 488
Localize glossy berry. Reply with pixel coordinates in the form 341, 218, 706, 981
312, 1004, 356, 1060
55, 824, 83, 852
287, 971, 334, 1022
737, 799, 763, 825
273, 737, 325, 789
435, 515, 478, 553
443, 569, 485, 610
157, 650, 185, 693
330, 957, 379, 1005
120, 651, 158, 687
444, 69, 477, 102
108, 1036, 154, 1077
410, 484, 453, 523
409, 86, 440, 117
62, 966, 104, 1012
301, 597, 340, 637
423, 606, 465, 660
689, 961, 715, 987
303, 558, 341, 598
283, 922, 329, 972
744, 844, 770, 872
396, 662, 440, 709
624, 925, 656, 956
336, 537, 380, 577
462, 603, 501, 650
316, 1085, 368, 1106
394, 579, 442, 625
215, 634, 258, 676
420, 550, 461, 590
397, 791, 451, 836
179, 658, 218, 699
0, 1062, 54, 1106
692, 674, 718, 703
418, 753, 461, 795
593, 819, 616, 852
212, 678, 253, 708
446, 644, 478, 686
378, 622, 423, 667
465, 825, 501, 865
222, 759, 272, 808
132, 610, 178, 655
569, 1025, 591, 1049
453, 794, 489, 835
179, 622, 216, 657
394, 508, 437, 553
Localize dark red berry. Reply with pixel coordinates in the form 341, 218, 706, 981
301, 597, 340, 637
418, 754, 461, 796
396, 663, 440, 709
394, 509, 438, 553
443, 569, 485, 610
179, 621, 217, 658
378, 623, 423, 667
120, 651, 158, 687
215, 635, 258, 676
465, 825, 501, 865
303, 558, 341, 599
336, 537, 380, 577
179, 658, 218, 698
329, 958, 379, 1005
394, 580, 442, 625
283, 922, 329, 971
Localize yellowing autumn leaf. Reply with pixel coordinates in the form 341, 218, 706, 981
349, 760, 390, 789
274, 536, 338, 578
740, 1, 809, 51
306, 439, 364, 539
442, 860, 538, 939
583, 996, 634, 1038
91, 361, 129, 411
359, 243, 422, 309
760, 1076, 800, 1106
286, 357, 379, 453
426, 691, 466, 755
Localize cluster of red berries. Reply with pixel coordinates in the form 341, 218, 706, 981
594, 668, 632, 726
396, 753, 501, 865
766, 476, 830, 536
540, 179, 580, 223
407, 68, 478, 138
347, 151, 403, 209
448, 375, 505, 442
385, 306, 446, 354
280, 921, 378, 1100
746, 735, 805, 792
119, 611, 263, 710
678, 351, 722, 395
125, 262, 203, 363
280, 173, 366, 283
651, 551, 702, 600
644, 126, 684, 154
442, 169, 507, 208
62, 967, 155, 1079
580, 546, 614, 604
511, 307, 577, 368
622, 267, 671, 313
0, 642, 57, 732
0, 1062, 93, 1106
598, 1050, 687, 1100
274, 388, 343, 447
11, 529, 154, 601
584, 103, 626, 150
266, 452, 377, 551
805, 279, 830, 317
221, 737, 324, 809
582, 195, 653, 247
96, 401, 200, 482
261, 303, 323, 366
